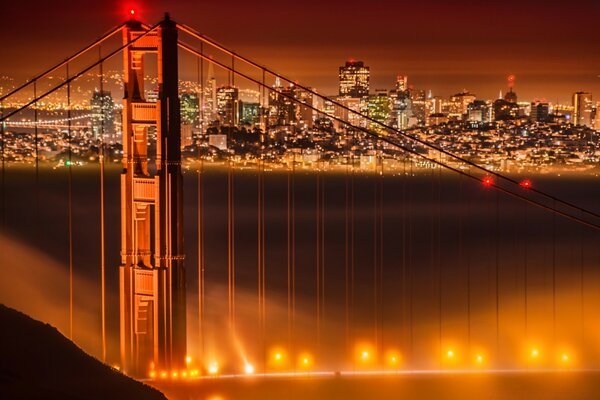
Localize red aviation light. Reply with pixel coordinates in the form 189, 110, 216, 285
520, 179, 532, 189
130, 9, 135, 15
482, 176, 494, 187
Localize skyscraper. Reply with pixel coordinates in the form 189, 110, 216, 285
180, 92, 200, 126
339, 60, 370, 98
90, 90, 114, 139
392, 75, 411, 129
216, 86, 240, 126
573, 91, 593, 127
367, 89, 391, 134
530, 101, 550, 122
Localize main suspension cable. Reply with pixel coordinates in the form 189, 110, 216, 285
176, 22, 600, 223
176, 40, 600, 231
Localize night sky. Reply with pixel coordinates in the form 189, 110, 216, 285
2, 0, 599, 102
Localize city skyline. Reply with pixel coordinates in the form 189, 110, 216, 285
1, 0, 599, 103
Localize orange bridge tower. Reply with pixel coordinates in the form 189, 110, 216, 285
119, 15, 186, 377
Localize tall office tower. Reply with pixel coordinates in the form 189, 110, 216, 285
467, 100, 490, 123
573, 91, 593, 127
90, 90, 115, 139
339, 60, 370, 98
180, 92, 200, 126
367, 89, 391, 134
119, 16, 186, 377
203, 62, 217, 124
449, 91, 476, 119
392, 75, 411, 129
504, 74, 518, 103
411, 90, 427, 125
530, 101, 550, 122
216, 86, 240, 126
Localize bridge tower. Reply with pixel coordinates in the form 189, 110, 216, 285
119, 15, 186, 377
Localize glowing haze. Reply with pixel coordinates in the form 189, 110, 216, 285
1, 0, 599, 102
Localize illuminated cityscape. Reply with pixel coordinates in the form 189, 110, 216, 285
1, 2, 600, 400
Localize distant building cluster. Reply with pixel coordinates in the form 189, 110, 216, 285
1, 62, 599, 172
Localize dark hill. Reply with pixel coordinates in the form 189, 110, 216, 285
0, 304, 167, 400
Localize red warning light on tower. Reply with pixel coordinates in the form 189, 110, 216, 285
508, 74, 516, 88
482, 176, 494, 187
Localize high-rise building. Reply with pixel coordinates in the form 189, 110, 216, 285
180, 92, 199, 126
90, 90, 114, 139
339, 60, 370, 98
240, 102, 260, 126
573, 91, 593, 127
216, 86, 239, 126
268, 83, 314, 130
391, 75, 411, 129
367, 89, 391, 134
449, 91, 476, 119
467, 100, 490, 123
411, 90, 427, 126
203, 62, 217, 125
530, 101, 550, 122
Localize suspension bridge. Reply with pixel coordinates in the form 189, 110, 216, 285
1, 13, 600, 387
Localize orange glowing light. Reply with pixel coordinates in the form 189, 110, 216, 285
561, 354, 569, 362
299, 353, 313, 369
185, 356, 192, 365
208, 362, 219, 374
171, 371, 178, 378
182, 371, 188, 378
112, 365, 120, 371
531, 348, 539, 358
361, 351, 369, 360
476, 354, 483, 364
160, 371, 167, 378
446, 350, 454, 359
244, 363, 255, 374
149, 371, 156, 378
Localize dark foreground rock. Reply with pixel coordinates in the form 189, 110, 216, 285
0, 304, 167, 400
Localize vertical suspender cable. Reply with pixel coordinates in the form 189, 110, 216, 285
67, 63, 74, 341
350, 141, 356, 369
197, 51, 206, 362
344, 145, 350, 359
373, 158, 379, 356
287, 161, 292, 363
579, 210, 585, 357
401, 156, 407, 357
316, 164, 321, 347
467, 167, 472, 356
552, 200, 556, 344
437, 155, 442, 368
321, 162, 325, 352
0, 99, 4, 227
495, 190, 500, 362
34, 81, 40, 235
99, 48, 107, 363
